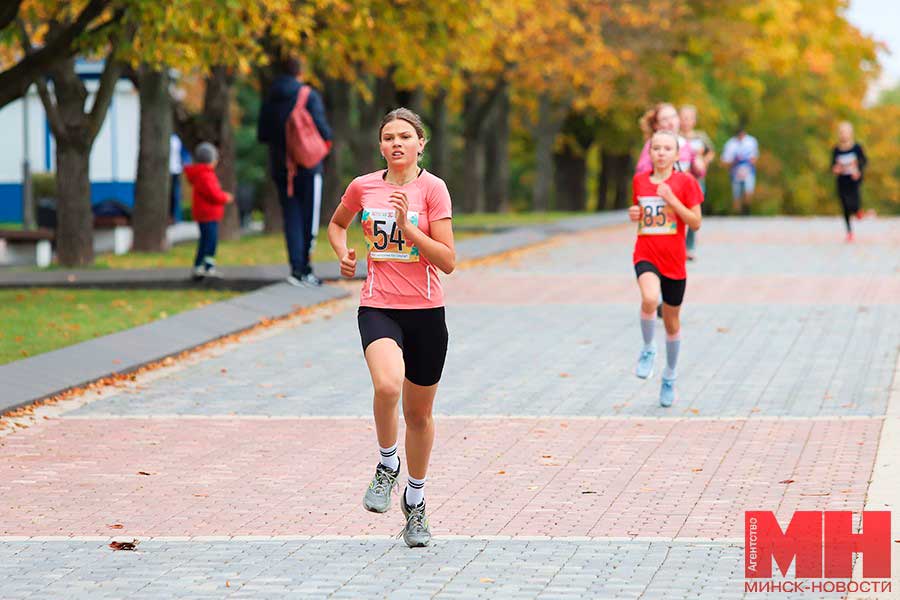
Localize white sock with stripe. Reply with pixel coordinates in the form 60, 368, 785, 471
379, 443, 400, 472
405, 475, 426, 507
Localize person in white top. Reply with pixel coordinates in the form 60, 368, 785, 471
721, 125, 759, 215
170, 133, 184, 223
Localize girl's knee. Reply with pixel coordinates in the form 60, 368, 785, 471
403, 410, 432, 431
373, 376, 402, 402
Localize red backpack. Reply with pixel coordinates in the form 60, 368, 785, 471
285, 85, 331, 195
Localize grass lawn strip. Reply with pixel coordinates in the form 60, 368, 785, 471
0, 288, 237, 365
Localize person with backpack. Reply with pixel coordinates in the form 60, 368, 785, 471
258, 56, 333, 286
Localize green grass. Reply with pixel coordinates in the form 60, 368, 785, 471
0, 288, 238, 365
0, 222, 23, 231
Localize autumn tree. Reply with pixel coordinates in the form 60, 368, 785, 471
17, 1, 129, 266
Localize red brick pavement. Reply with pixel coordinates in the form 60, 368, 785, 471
445, 273, 900, 305
0, 417, 879, 539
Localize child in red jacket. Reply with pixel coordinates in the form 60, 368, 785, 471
184, 142, 233, 279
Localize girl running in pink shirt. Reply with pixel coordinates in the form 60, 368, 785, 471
635, 102, 703, 176
328, 108, 455, 548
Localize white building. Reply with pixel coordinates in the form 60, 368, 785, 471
0, 60, 139, 224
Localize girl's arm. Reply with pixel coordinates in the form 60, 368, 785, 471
389, 190, 456, 274
328, 203, 359, 278
403, 218, 455, 274
659, 183, 702, 231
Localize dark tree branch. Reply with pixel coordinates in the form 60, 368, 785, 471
0, 0, 24, 32
34, 76, 67, 139
0, 0, 112, 110
87, 49, 124, 142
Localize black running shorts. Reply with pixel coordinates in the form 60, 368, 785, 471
357, 306, 449, 387
634, 261, 687, 307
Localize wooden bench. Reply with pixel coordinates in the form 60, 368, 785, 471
0, 228, 55, 268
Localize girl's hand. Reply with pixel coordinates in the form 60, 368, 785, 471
388, 191, 409, 229
851, 171, 861, 181
340, 248, 357, 278
629, 205, 642, 222
657, 182, 674, 203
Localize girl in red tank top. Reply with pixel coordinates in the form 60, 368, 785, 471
628, 130, 703, 408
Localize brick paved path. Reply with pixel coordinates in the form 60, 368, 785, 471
1, 217, 898, 598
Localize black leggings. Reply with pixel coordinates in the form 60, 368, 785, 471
837, 177, 861, 233
358, 306, 449, 387
634, 261, 686, 307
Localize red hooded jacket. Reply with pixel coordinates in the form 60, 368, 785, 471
184, 163, 230, 222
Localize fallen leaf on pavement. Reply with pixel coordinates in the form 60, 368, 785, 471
779, 479, 795, 484
137, 471, 153, 476
107, 524, 124, 529
109, 540, 139, 551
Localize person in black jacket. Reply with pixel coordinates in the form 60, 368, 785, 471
258, 56, 333, 286
830, 121, 867, 242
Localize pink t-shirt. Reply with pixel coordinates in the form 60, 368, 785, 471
340, 169, 453, 309
635, 137, 700, 177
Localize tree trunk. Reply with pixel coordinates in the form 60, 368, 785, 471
462, 84, 499, 213
532, 94, 562, 212
462, 134, 485, 213
350, 74, 396, 175
428, 90, 449, 179
598, 149, 611, 211
484, 83, 510, 213
260, 173, 282, 234
322, 77, 352, 221
553, 147, 587, 212
204, 66, 239, 240
396, 87, 424, 115
36, 48, 121, 267
132, 66, 172, 252
613, 153, 633, 209
55, 142, 94, 266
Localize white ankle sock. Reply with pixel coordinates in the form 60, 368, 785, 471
379, 444, 399, 472
405, 476, 426, 506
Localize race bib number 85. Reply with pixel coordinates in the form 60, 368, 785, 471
361, 208, 420, 262
637, 196, 677, 236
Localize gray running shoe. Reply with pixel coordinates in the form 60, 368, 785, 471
399, 491, 431, 548
659, 376, 677, 408
635, 346, 657, 379
363, 463, 399, 513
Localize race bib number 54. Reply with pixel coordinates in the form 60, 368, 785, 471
637, 196, 677, 236
362, 208, 420, 262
